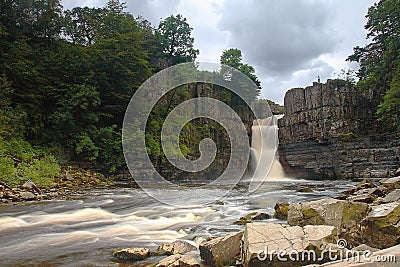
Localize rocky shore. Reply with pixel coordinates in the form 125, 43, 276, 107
0, 167, 112, 204
112, 177, 400, 266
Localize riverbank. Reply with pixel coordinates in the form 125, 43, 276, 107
0, 167, 113, 204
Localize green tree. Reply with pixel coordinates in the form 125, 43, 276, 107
348, 0, 400, 129
157, 14, 199, 66
377, 66, 400, 129
64, 6, 104, 45
347, 0, 399, 98
220, 48, 261, 101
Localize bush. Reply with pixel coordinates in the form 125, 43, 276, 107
0, 157, 19, 187
0, 138, 61, 188
18, 156, 60, 189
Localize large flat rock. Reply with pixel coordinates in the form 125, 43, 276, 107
242, 222, 337, 266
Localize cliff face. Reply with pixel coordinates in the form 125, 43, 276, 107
278, 80, 400, 180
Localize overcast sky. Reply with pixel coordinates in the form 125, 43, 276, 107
63, 0, 376, 104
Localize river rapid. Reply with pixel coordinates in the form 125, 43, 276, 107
0, 180, 354, 266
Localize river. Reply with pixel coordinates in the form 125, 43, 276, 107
0, 180, 354, 266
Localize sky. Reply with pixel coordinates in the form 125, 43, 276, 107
62, 0, 377, 104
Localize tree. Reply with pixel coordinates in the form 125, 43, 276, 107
220, 48, 261, 101
347, 0, 400, 130
347, 0, 399, 98
377, 65, 400, 130
157, 14, 199, 66
64, 7, 104, 45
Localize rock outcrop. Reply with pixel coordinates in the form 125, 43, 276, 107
278, 80, 400, 180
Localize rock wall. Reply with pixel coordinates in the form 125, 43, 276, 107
278, 80, 400, 180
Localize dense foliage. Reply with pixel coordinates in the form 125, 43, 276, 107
0, 0, 260, 185
348, 0, 400, 130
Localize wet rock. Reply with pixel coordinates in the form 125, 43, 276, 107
112, 247, 150, 261
157, 240, 197, 256
199, 231, 243, 267
297, 187, 313, 193
156, 254, 200, 267
19, 191, 36, 201
382, 176, 400, 190
287, 198, 370, 246
361, 201, 400, 249
242, 222, 337, 266
274, 202, 289, 220
234, 212, 270, 225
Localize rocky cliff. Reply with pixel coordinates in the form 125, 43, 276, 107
278, 80, 400, 180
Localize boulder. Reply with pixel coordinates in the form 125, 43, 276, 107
287, 198, 339, 226
234, 212, 270, 225
19, 191, 36, 201
381, 189, 400, 204
157, 240, 197, 255
274, 202, 290, 220
242, 222, 337, 266
199, 231, 243, 267
346, 187, 387, 203
361, 201, 400, 249
20, 180, 41, 194
156, 254, 200, 267
346, 194, 375, 204
112, 247, 150, 261
287, 198, 370, 246
382, 176, 400, 190
395, 167, 400, 176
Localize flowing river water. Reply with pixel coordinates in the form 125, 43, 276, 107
0, 116, 355, 266
0, 181, 355, 266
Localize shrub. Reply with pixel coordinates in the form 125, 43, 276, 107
0, 156, 18, 187
18, 156, 60, 188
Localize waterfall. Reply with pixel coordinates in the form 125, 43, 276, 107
249, 115, 291, 183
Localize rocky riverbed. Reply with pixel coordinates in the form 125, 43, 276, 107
111, 177, 400, 267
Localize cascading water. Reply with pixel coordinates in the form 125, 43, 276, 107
250, 115, 291, 182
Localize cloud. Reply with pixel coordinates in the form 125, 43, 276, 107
61, 0, 376, 103
217, 0, 338, 76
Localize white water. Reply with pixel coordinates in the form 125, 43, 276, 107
250, 115, 292, 182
